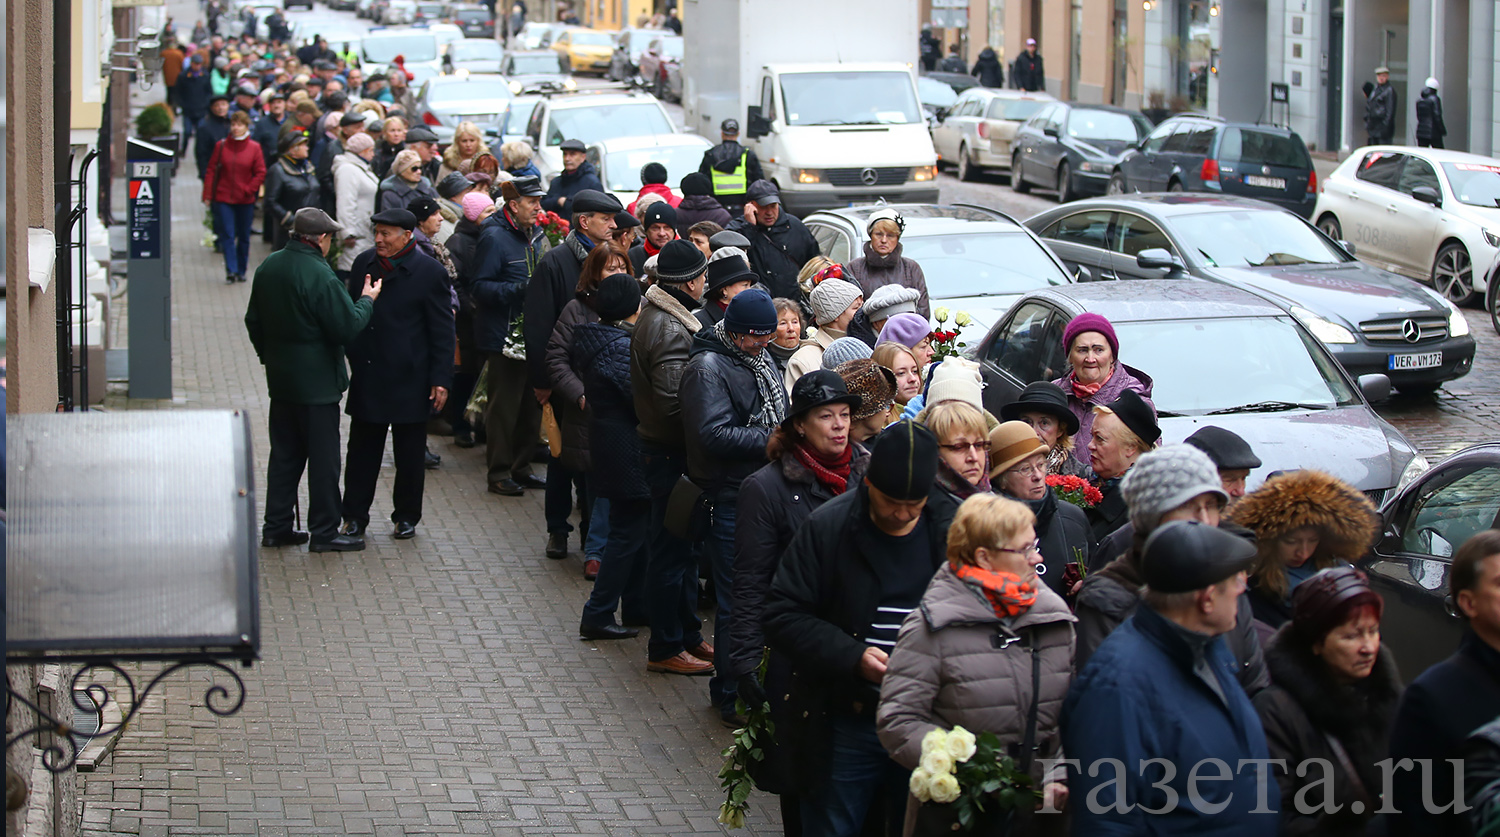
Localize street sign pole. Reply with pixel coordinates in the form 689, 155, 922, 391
126, 137, 175, 399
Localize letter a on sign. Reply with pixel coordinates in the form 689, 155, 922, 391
136, 180, 154, 201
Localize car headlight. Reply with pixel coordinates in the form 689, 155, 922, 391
1290, 306, 1356, 344
1485, 227, 1500, 248
912, 165, 937, 182
1077, 161, 1099, 173
1418, 285, 1471, 337
1397, 452, 1430, 492
563, 78, 577, 90
794, 168, 822, 184
508, 80, 523, 94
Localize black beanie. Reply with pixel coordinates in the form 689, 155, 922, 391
866, 420, 939, 501
681, 172, 712, 196
642, 201, 678, 229
595, 273, 643, 321
641, 161, 668, 185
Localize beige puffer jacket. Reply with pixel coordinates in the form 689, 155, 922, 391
877, 562, 1076, 790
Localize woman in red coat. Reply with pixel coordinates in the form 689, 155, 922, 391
203, 110, 267, 283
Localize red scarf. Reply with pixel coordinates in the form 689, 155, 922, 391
792, 442, 853, 495
642, 237, 666, 257
1069, 366, 1113, 400
376, 237, 417, 273
953, 563, 1037, 619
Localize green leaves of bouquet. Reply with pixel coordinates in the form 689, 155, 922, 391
910, 726, 1038, 831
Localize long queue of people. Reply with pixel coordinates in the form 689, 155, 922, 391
208, 23, 1500, 835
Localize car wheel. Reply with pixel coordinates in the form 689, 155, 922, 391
1489, 269, 1500, 336
1010, 153, 1030, 192
1106, 172, 1127, 195
958, 144, 978, 182
1317, 213, 1343, 242
1432, 241, 1478, 307
1056, 162, 1074, 203
1167, 179, 1185, 192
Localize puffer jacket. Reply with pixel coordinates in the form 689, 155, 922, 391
546, 297, 600, 473
626, 182, 681, 215
680, 326, 786, 492
574, 320, 647, 501
203, 134, 267, 205
445, 216, 483, 286
1415, 88, 1446, 141
877, 563, 1075, 798
848, 242, 931, 318
376, 173, 439, 214
999, 487, 1092, 598
467, 208, 543, 354
265, 156, 319, 248
631, 283, 702, 450
1252, 623, 1402, 837
726, 212, 820, 302
333, 153, 379, 271
1053, 363, 1154, 467
674, 194, 732, 237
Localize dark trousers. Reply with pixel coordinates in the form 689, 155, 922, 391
213, 201, 255, 276
342, 419, 427, 527
641, 443, 704, 661
581, 497, 651, 627
707, 485, 740, 710
446, 369, 479, 437
263, 400, 343, 541
1417, 136, 1445, 148
483, 354, 541, 484
545, 456, 586, 535
801, 714, 908, 837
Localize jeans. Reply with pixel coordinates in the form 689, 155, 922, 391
641, 443, 703, 661
584, 496, 610, 560
801, 714, 909, 837
212, 201, 255, 276
707, 485, 739, 710
580, 497, 650, 628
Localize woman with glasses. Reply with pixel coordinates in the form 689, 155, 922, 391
988, 421, 1091, 597
921, 401, 991, 503
377, 148, 440, 214
877, 493, 1075, 833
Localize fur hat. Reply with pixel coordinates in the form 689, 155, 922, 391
837, 359, 896, 421
1228, 470, 1379, 562
809, 279, 863, 326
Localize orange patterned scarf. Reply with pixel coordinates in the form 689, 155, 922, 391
953, 563, 1037, 619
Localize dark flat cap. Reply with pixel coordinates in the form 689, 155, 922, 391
407, 196, 441, 220
405, 125, 439, 144
569, 189, 623, 214
708, 230, 751, 250
268, 90, 287, 101
437, 172, 471, 199
1104, 389, 1160, 447
210, 93, 231, 104
867, 420, 939, 501
746, 179, 780, 205
613, 210, 641, 229
1141, 520, 1257, 593
370, 208, 418, 230
509, 175, 545, 198
559, 138, 586, 152
291, 207, 342, 235
1184, 426, 1262, 471
340, 111, 368, 127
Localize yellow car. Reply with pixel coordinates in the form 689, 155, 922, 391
551, 27, 617, 75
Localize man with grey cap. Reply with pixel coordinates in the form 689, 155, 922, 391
1064, 520, 1278, 835
245, 208, 383, 553
1074, 444, 1269, 692
1364, 66, 1397, 145
541, 138, 604, 214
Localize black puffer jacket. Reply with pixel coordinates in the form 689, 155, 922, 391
1415, 87, 1446, 142
971, 47, 1005, 88
265, 156, 320, 249
574, 320, 647, 501
726, 213, 820, 302
446, 216, 482, 284
1253, 623, 1402, 837
679, 327, 786, 492
999, 487, 1091, 598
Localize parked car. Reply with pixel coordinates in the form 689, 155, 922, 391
970, 280, 1426, 502
551, 27, 617, 76
636, 35, 683, 101
442, 38, 504, 75
447, 3, 495, 38
916, 75, 960, 125
499, 50, 575, 94
589, 134, 714, 207
1361, 442, 1500, 676
412, 0, 447, 22
1314, 146, 1500, 305
355, 0, 381, 18
1486, 252, 1500, 334
511, 20, 566, 50
522, 91, 676, 177
803, 203, 1075, 342
1010, 102, 1153, 202
412, 73, 514, 144
360, 30, 443, 84
485, 95, 543, 148
931, 88, 1054, 181
921, 70, 979, 96
1024, 195, 1477, 394
1107, 114, 1319, 218
379, 0, 415, 24
608, 26, 670, 82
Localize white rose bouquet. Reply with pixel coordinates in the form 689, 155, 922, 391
906, 726, 1037, 832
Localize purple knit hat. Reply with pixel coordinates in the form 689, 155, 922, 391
878, 312, 932, 349
1062, 312, 1119, 357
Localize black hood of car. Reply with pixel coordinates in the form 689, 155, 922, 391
1198, 261, 1448, 327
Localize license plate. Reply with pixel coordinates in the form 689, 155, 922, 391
1245, 175, 1286, 189
1389, 351, 1443, 370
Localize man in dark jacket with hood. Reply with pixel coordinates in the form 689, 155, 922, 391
919, 27, 941, 72
939, 43, 967, 73
681, 288, 788, 723
725, 180, 818, 302
971, 46, 1005, 88
763, 420, 959, 837
1013, 38, 1045, 91
699, 118, 764, 213
541, 138, 605, 213
195, 94, 233, 181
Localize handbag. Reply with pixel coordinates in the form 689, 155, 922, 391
541, 401, 562, 458
664, 475, 712, 541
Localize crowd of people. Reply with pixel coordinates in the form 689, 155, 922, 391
165, 15, 1500, 837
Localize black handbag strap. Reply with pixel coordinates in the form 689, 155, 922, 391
1020, 635, 1042, 774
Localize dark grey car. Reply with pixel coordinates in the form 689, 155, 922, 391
1010, 102, 1152, 202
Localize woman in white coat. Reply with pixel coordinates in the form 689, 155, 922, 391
333, 132, 380, 274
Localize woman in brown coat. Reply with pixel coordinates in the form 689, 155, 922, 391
877, 493, 1075, 835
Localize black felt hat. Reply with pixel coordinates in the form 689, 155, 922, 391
1104, 389, 1161, 447
785, 369, 862, 428
1000, 381, 1080, 436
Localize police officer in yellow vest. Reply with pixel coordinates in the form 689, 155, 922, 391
698, 117, 764, 214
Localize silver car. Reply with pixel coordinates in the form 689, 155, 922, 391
412, 73, 515, 144
931, 88, 1054, 181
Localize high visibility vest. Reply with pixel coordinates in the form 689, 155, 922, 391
340, 48, 359, 68
711, 150, 749, 196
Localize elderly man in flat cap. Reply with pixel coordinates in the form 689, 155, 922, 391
246, 208, 383, 553
340, 208, 457, 542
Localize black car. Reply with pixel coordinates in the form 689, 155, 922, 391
1107, 114, 1318, 218
1025, 195, 1477, 393
446, 4, 495, 39
1360, 442, 1500, 677
1011, 102, 1152, 202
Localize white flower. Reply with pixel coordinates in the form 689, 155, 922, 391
945, 726, 977, 763
920, 748, 954, 777
929, 772, 962, 804
909, 767, 933, 802
933, 307, 951, 324
920, 727, 950, 758
954, 311, 973, 327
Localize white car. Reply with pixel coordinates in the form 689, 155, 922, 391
931, 88, 1054, 181
1314, 146, 1500, 305
360, 30, 443, 85
521, 91, 677, 179
380, 0, 415, 24
587, 134, 714, 207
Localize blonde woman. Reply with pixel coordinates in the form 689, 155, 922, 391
500, 140, 541, 179
440, 121, 490, 180
920, 400, 991, 503
872, 341, 922, 425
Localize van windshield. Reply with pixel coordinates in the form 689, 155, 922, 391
780, 71, 922, 126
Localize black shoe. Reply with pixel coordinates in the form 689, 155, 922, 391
453, 432, 475, 448
424, 447, 442, 469
579, 622, 640, 640
238, 273, 248, 283
261, 530, 310, 547
517, 473, 547, 489
720, 707, 748, 729
545, 532, 567, 559
393, 521, 417, 539
309, 534, 365, 552
488, 479, 525, 497
340, 519, 367, 537
226, 272, 236, 284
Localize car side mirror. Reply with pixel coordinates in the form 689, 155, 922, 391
747, 105, 772, 139
1412, 186, 1442, 207
1357, 373, 1392, 403
1073, 264, 1093, 282
1043, 126, 1059, 138
1338, 240, 1357, 256
1136, 248, 1185, 275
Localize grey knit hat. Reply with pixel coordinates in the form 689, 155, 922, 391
822, 336, 873, 370
809, 278, 863, 326
861, 283, 921, 323
1120, 444, 1229, 534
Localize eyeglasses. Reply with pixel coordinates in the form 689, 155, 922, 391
1002, 461, 1048, 479
939, 441, 988, 455
408, 166, 422, 173
995, 540, 1042, 557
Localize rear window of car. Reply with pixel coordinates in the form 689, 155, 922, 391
987, 98, 1048, 122
455, 9, 490, 20
1218, 128, 1310, 169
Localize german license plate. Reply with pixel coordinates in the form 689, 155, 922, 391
1389, 351, 1443, 370
1246, 175, 1286, 189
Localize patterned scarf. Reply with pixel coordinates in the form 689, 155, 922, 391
1068, 366, 1113, 400
934, 459, 990, 500
953, 563, 1038, 619
791, 442, 853, 495
713, 320, 786, 430
376, 237, 417, 273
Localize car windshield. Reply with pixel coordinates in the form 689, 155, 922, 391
916, 76, 958, 109
508, 53, 562, 74
547, 103, 673, 145
364, 35, 438, 63
603, 145, 704, 191
626, 29, 664, 50
1115, 317, 1358, 415
1442, 162, 1500, 208
503, 99, 539, 135
1169, 210, 1348, 268
987, 98, 1048, 121
780, 71, 922, 126
450, 40, 502, 60
426, 79, 513, 105
1067, 109, 1150, 141
415, 2, 444, 13
1218, 128, 1312, 168
570, 30, 613, 47
899, 233, 1069, 297
655, 38, 684, 60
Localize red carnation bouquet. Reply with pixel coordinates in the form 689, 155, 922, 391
1047, 474, 1103, 509
537, 210, 570, 246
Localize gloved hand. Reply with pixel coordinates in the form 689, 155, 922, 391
737, 673, 768, 710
